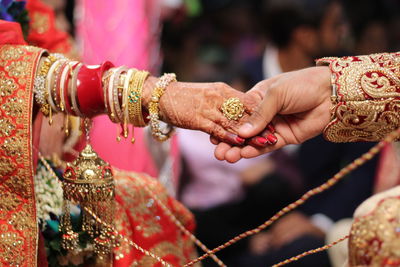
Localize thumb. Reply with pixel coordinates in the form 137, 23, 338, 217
238, 86, 280, 138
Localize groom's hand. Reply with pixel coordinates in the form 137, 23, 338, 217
213, 66, 332, 162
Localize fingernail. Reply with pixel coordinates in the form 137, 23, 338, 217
267, 124, 275, 134
256, 137, 269, 145
267, 134, 278, 145
236, 136, 245, 144
239, 123, 253, 133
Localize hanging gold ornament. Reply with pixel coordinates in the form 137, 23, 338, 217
61, 143, 117, 257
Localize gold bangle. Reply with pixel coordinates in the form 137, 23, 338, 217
122, 68, 137, 139
34, 54, 58, 116
148, 73, 176, 142
128, 70, 149, 127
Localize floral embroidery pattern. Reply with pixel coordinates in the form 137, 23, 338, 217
318, 53, 400, 142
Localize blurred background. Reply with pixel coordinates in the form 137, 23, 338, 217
51, 0, 400, 265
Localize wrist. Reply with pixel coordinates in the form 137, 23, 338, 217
142, 76, 157, 109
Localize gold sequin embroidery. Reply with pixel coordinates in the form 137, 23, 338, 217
0, 73, 17, 97
31, 12, 50, 34
318, 53, 400, 142
0, 225, 24, 266
2, 98, 24, 117
0, 118, 16, 137
0, 44, 44, 267
349, 197, 400, 266
0, 158, 16, 177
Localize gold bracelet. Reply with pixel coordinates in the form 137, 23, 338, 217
148, 73, 176, 142
122, 68, 136, 139
34, 54, 58, 116
128, 70, 149, 127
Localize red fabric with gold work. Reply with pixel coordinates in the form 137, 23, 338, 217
26, 0, 72, 54
0, 44, 44, 266
113, 171, 199, 267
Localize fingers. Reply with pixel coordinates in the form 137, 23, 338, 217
247, 124, 278, 147
214, 141, 245, 163
240, 131, 287, 158
207, 122, 245, 146
225, 146, 243, 163
210, 136, 220, 145
214, 142, 232, 161
238, 82, 282, 138
212, 123, 280, 162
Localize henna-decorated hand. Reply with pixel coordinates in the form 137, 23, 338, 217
213, 66, 332, 162
143, 77, 259, 145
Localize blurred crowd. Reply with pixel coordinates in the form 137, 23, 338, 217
54, 0, 400, 266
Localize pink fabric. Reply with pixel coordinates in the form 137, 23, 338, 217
76, 0, 160, 70
76, 0, 179, 177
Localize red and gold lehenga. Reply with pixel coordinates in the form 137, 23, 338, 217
0, 1, 198, 266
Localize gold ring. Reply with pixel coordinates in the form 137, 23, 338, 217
221, 97, 245, 121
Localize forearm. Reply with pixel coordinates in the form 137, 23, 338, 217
317, 52, 400, 142
34, 52, 178, 142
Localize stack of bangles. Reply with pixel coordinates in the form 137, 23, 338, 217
33, 52, 176, 142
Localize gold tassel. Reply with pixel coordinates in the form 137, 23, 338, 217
60, 202, 79, 251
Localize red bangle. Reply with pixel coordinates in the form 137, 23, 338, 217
76, 61, 114, 117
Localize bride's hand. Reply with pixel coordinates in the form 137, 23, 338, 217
213, 66, 332, 162
142, 78, 259, 145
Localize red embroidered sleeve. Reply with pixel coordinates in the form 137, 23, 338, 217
317, 53, 400, 142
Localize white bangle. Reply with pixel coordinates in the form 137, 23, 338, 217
70, 63, 83, 117
113, 67, 128, 122
59, 61, 71, 112
107, 66, 126, 122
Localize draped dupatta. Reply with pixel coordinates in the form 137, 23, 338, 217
0, 44, 44, 266
0, 0, 71, 264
